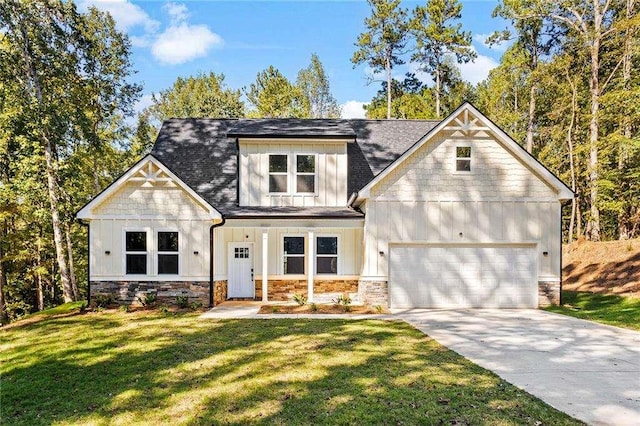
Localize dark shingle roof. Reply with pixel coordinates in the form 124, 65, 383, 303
227, 119, 356, 138
222, 206, 364, 219
151, 118, 439, 215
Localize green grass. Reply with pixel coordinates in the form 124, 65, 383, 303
19, 301, 86, 320
1, 311, 581, 425
545, 291, 640, 331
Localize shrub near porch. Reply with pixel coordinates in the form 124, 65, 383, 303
1, 311, 580, 425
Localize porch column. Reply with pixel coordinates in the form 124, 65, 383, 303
262, 228, 268, 302
307, 229, 314, 302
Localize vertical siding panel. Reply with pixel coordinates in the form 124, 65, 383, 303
414, 202, 426, 241
427, 201, 439, 241
336, 144, 347, 205
378, 201, 389, 276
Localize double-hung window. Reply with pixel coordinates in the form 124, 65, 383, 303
296, 155, 315, 193
283, 236, 305, 274
157, 231, 179, 275
125, 231, 147, 274
269, 154, 288, 193
316, 236, 338, 274
455, 146, 471, 172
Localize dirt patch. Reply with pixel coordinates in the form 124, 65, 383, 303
563, 238, 640, 297
258, 304, 388, 315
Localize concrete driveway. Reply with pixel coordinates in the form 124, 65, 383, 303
394, 309, 640, 426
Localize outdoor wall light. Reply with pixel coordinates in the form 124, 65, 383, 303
459, 232, 464, 237
193, 251, 199, 255
105, 250, 110, 255
379, 250, 384, 256
543, 251, 549, 256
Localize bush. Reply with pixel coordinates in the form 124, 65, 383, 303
374, 305, 383, 313
176, 295, 189, 309
332, 294, 352, 306
137, 293, 157, 308
189, 301, 203, 311
5, 301, 33, 321
292, 293, 307, 306
310, 303, 318, 312
119, 304, 130, 313
94, 294, 114, 308
159, 305, 169, 313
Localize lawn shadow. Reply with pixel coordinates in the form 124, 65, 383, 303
2, 314, 579, 425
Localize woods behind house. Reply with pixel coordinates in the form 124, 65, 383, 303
0, 0, 638, 321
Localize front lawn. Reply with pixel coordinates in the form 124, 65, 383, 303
1, 311, 580, 425
545, 290, 640, 331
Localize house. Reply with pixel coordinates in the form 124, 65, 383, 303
76, 103, 573, 309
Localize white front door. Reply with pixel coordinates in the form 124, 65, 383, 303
228, 243, 254, 298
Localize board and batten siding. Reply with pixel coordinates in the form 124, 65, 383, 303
89, 181, 213, 280
362, 132, 562, 282
213, 225, 363, 281
238, 140, 348, 207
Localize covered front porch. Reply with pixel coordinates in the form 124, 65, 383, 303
214, 217, 365, 303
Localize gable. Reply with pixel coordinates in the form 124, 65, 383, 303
370, 132, 557, 200
357, 103, 573, 202
77, 156, 221, 220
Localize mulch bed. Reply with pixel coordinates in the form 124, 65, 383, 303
258, 304, 388, 315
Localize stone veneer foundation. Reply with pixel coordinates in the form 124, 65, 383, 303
358, 281, 389, 306
254, 279, 359, 302
91, 281, 221, 306
538, 281, 561, 307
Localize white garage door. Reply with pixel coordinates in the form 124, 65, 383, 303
389, 245, 537, 308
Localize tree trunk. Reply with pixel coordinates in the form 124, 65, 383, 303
0, 221, 8, 324
435, 67, 441, 119
36, 232, 44, 311
566, 72, 578, 243
618, 0, 634, 240
586, 0, 606, 241
19, 21, 74, 301
65, 223, 79, 300
43, 142, 74, 302
386, 52, 392, 119
526, 81, 536, 153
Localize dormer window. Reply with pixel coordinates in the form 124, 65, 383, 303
296, 155, 315, 193
456, 146, 471, 172
269, 154, 288, 193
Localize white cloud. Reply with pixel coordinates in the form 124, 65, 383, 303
150, 3, 223, 65
340, 101, 367, 119
473, 33, 510, 53
79, 0, 159, 33
459, 51, 499, 85
152, 24, 223, 65
163, 2, 188, 24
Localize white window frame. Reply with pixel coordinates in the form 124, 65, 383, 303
268, 154, 289, 194
295, 154, 317, 195
281, 234, 306, 276
123, 228, 150, 276
315, 234, 340, 275
454, 144, 472, 173
156, 229, 180, 276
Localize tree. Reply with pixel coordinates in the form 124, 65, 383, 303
545, 0, 619, 241
352, 0, 409, 119
365, 74, 438, 119
246, 66, 309, 118
149, 72, 244, 124
410, 0, 476, 118
0, 0, 140, 306
296, 54, 340, 118
489, 0, 557, 153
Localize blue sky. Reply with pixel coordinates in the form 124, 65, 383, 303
80, 1, 510, 118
